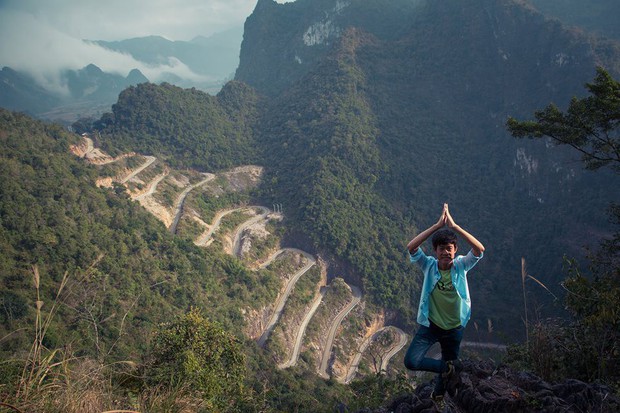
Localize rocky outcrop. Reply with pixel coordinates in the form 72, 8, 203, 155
359, 360, 620, 413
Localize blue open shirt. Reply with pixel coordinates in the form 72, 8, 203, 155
409, 247, 483, 328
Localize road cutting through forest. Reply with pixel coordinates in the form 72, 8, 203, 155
169, 173, 216, 234
73, 135, 420, 379
318, 284, 362, 378
380, 327, 408, 373
256, 250, 316, 347
279, 287, 326, 369
194, 207, 253, 247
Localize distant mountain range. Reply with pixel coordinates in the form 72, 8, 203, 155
1, 1, 618, 124
0, 26, 242, 123
93, 27, 242, 80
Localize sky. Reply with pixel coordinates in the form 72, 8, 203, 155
0, 0, 295, 94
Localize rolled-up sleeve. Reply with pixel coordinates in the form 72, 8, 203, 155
459, 249, 483, 272
408, 247, 434, 272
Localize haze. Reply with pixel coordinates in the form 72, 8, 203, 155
0, 0, 296, 94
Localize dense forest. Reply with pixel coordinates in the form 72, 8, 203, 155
95, 81, 260, 171
0, 108, 413, 412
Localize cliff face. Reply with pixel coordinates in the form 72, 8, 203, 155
237, 0, 619, 99
235, 0, 422, 96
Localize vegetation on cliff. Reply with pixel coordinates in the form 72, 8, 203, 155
95, 80, 260, 171
505, 67, 620, 387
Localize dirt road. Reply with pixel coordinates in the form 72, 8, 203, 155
318, 284, 362, 378
257, 250, 316, 347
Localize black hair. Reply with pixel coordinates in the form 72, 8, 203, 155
432, 229, 458, 250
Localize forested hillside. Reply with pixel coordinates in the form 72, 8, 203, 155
0, 108, 248, 356
95, 80, 260, 171
235, 0, 620, 334
0, 108, 389, 412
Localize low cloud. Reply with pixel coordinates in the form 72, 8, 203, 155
0, 4, 237, 95
0, 1, 304, 96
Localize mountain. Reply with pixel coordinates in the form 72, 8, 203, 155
235, 0, 424, 97
530, 0, 620, 41
0, 67, 63, 115
94, 27, 242, 80
64, 64, 149, 101
0, 64, 149, 123
90, 0, 620, 336
87, 0, 620, 336
96, 80, 260, 170
236, 0, 620, 333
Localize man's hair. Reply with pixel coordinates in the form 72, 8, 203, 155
432, 229, 458, 250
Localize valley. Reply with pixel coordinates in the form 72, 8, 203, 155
70, 134, 409, 382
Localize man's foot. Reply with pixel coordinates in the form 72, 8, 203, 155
430, 391, 446, 409
443, 359, 463, 396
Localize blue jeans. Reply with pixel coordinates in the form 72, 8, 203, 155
404, 322, 464, 394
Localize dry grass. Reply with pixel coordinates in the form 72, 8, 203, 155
521, 257, 558, 351
2, 262, 216, 413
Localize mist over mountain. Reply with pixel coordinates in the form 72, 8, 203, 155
93, 25, 242, 83
0, 27, 242, 123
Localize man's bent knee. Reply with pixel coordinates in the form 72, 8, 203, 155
404, 353, 423, 370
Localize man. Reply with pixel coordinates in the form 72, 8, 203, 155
404, 203, 485, 401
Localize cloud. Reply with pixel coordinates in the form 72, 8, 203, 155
0, 0, 297, 95
0, 7, 218, 95
1, 0, 259, 41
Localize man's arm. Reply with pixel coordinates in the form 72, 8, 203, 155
445, 204, 485, 257
407, 205, 446, 253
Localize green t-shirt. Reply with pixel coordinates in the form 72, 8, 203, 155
428, 269, 462, 330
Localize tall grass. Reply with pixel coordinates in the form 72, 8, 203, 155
1, 261, 227, 412
2, 263, 141, 413
520, 257, 558, 351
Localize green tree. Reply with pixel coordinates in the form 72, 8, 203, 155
507, 67, 620, 171
148, 308, 249, 412
505, 69, 620, 386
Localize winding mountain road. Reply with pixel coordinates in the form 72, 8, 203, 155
231, 206, 271, 257
318, 284, 362, 378
257, 250, 317, 347
194, 207, 248, 247
279, 287, 326, 369
255, 248, 288, 269
344, 327, 384, 384
74, 139, 421, 383
132, 169, 170, 201
121, 156, 156, 183
379, 327, 408, 373
169, 174, 216, 234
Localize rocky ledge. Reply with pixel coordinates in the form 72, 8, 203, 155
359, 360, 619, 413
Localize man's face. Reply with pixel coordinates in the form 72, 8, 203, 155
435, 243, 457, 268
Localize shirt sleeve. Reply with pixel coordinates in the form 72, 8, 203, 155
409, 247, 434, 271
457, 249, 483, 272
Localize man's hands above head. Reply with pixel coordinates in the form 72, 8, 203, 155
408, 203, 485, 257
445, 204, 457, 228
436, 203, 456, 229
